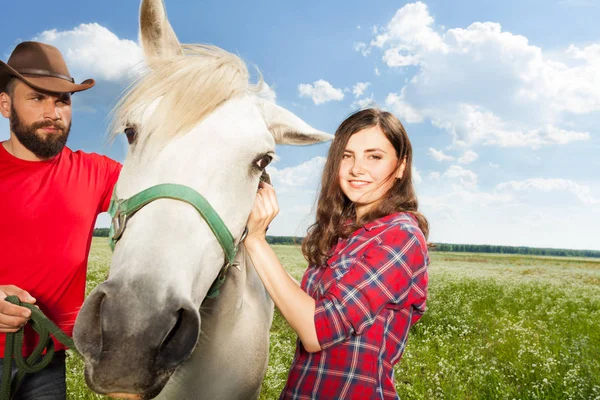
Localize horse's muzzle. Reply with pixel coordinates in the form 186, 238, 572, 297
73, 280, 200, 398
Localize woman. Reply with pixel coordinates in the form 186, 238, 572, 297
245, 108, 429, 399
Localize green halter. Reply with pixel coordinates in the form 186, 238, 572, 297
108, 183, 240, 299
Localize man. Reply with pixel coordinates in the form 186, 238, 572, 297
0, 41, 122, 399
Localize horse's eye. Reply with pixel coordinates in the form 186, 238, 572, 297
256, 155, 273, 170
124, 127, 137, 145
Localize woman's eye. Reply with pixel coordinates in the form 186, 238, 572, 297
256, 155, 273, 169
124, 127, 137, 145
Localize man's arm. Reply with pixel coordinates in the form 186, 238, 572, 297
99, 157, 123, 213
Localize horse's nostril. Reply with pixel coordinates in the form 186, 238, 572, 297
155, 306, 199, 370
74, 287, 108, 361
160, 309, 184, 351
99, 292, 107, 318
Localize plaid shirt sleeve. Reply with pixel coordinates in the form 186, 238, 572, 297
314, 224, 428, 350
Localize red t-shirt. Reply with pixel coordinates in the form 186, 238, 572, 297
0, 144, 121, 356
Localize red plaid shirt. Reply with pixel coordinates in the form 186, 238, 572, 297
280, 212, 429, 400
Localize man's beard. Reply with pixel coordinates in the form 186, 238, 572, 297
10, 105, 71, 159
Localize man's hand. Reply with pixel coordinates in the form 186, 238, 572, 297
0, 285, 36, 333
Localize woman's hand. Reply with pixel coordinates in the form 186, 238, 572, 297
243, 182, 321, 352
246, 181, 279, 243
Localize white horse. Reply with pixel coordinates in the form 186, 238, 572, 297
73, 1, 331, 399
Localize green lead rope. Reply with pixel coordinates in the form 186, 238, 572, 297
1, 296, 77, 400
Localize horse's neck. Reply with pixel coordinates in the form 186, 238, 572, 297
238, 243, 272, 299
201, 243, 271, 319
160, 246, 274, 400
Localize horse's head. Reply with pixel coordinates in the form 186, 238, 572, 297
73, 0, 331, 397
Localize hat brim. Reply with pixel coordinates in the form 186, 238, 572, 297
0, 61, 95, 94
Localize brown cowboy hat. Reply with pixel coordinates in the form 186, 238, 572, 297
0, 41, 95, 94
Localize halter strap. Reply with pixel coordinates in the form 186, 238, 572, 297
108, 184, 237, 265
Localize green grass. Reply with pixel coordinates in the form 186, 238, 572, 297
66, 239, 600, 399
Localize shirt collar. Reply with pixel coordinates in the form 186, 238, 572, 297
363, 212, 416, 231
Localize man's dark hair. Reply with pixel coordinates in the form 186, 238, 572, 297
3, 77, 18, 97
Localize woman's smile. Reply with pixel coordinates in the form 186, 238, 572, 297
348, 179, 372, 189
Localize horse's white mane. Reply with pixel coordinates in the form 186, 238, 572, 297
112, 44, 262, 152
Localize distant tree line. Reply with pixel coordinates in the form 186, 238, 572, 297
92, 229, 303, 245
265, 236, 304, 245
94, 228, 110, 237
93, 229, 599, 258
430, 243, 600, 258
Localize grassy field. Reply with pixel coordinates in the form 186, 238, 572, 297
66, 238, 600, 399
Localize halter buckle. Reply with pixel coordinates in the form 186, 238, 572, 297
112, 210, 127, 242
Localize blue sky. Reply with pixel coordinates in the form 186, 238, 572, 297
2, 0, 599, 250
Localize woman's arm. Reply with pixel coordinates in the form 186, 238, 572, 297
244, 182, 322, 353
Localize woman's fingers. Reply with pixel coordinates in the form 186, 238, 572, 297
258, 190, 274, 217
254, 191, 268, 220
246, 182, 280, 240
248, 192, 267, 226
264, 187, 279, 215
258, 182, 279, 216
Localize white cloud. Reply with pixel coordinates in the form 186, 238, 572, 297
370, 1, 446, 56
432, 104, 590, 148
352, 82, 371, 98
412, 166, 422, 184
375, 67, 381, 76
352, 94, 377, 110
364, 2, 597, 148
34, 23, 143, 83
386, 92, 424, 123
443, 165, 478, 189
269, 157, 326, 189
382, 49, 421, 68
428, 171, 441, 180
354, 42, 371, 57
542, 124, 590, 144
489, 162, 500, 168
428, 147, 454, 162
422, 185, 511, 210
298, 80, 345, 105
458, 149, 479, 164
497, 178, 598, 206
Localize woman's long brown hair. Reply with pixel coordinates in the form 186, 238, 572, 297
302, 108, 429, 266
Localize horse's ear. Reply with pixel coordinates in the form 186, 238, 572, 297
256, 98, 334, 145
139, 0, 183, 61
